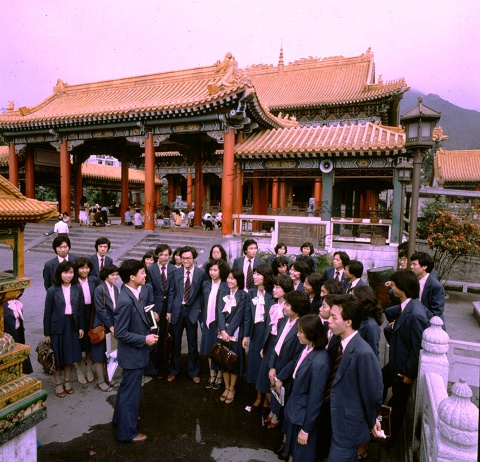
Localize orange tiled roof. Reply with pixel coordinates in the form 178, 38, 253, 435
434, 148, 480, 183
235, 122, 405, 157
248, 49, 407, 110
0, 146, 8, 166
0, 174, 58, 224
81, 162, 163, 185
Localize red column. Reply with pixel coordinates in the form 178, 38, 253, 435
60, 139, 71, 216
155, 186, 161, 210
25, 146, 35, 198
233, 162, 243, 233
314, 178, 322, 212
8, 143, 18, 188
252, 175, 261, 231
144, 133, 155, 231
279, 180, 287, 209
194, 152, 203, 227
120, 156, 129, 224
221, 128, 235, 235
271, 178, 279, 214
74, 164, 83, 221
186, 173, 193, 209
167, 177, 175, 205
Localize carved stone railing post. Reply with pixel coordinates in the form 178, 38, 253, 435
437, 379, 479, 461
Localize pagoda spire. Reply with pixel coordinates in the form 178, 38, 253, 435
278, 44, 284, 73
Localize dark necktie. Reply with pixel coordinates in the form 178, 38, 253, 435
100, 256, 104, 270
325, 342, 343, 401
335, 270, 340, 281
184, 270, 191, 305
246, 260, 253, 289
347, 282, 352, 293
161, 266, 167, 292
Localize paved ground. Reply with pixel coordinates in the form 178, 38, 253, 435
4, 224, 479, 461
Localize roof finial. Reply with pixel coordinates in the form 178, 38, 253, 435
278, 41, 284, 73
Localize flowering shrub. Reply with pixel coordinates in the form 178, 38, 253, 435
427, 210, 480, 283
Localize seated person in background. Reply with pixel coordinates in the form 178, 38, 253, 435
272, 256, 289, 276
54, 213, 69, 236
268, 242, 288, 265
215, 210, 222, 228
297, 242, 317, 272
133, 209, 143, 229
90, 209, 97, 227
124, 209, 132, 226
203, 213, 214, 230
297, 255, 315, 274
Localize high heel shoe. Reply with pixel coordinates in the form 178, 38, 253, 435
220, 388, 229, 402
267, 419, 280, 429
206, 375, 216, 389
225, 387, 236, 404
64, 381, 74, 394
97, 381, 113, 392
86, 371, 95, 383
250, 398, 262, 411
212, 376, 222, 390
55, 383, 66, 398
77, 371, 87, 385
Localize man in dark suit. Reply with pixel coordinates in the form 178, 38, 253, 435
166, 246, 207, 383
323, 251, 350, 292
382, 269, 429, 439
344, 260, 368, 294
325, 294, 383, 461
147, 244, 177, 376
43, 236, 79, 290
88, 237, 113, 280
233, 239, 263, 290
112, 259, 158, 443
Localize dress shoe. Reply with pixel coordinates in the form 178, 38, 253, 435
146, 373, 163, 380
277, 450, 288, 460
268, 420, 280, 429
130, 433, 147, 443
273, 442, 285, 455
264, 415, 272, 424
167, 374, 176, 382
192, 376, 201, 384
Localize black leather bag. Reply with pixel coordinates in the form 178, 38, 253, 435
208, 341, 239, 372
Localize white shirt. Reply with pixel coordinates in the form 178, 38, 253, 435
183, 268, 193, 304
62, 284, 72, 315
419, 274, 429, 300
400, 298, 412, 312
206, 280, 221, 327
125, 284, 140, 301
106, 282, 117, 309
293, 345, 313, 379
78, 278, 92, 305
334, 268, 344, 281
341, 330, 358, 351
54, 221, 69, 234
274, 317, 298, 356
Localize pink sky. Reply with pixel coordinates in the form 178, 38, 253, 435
1, 0, 479, 113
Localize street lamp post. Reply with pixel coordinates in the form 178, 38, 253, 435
400, 97, 441, 260
396, 160, 413, 244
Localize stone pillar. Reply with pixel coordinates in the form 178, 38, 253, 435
24, 146, 35, 199
74, 165, 83, 221
221, 127, 235, 235
120, 156, 129, 224
186, 173, 193, 209
314, 178, 322, 213
321, 171, 333, 221
60, 139, 71, 216
233, 162, 243, 233
391, 168, 402, 244
8, 142, 18, 188
144, 133, 155, 231
194, 152, 203, 227
271, 178, 279, 214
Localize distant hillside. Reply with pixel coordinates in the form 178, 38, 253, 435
400, 90, 480, 150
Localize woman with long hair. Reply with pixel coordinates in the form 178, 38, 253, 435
209, 244, 228, 262
303, 272, 323, 314
289, 261, 309, 291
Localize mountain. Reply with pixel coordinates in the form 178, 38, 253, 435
400, 90, 480, 150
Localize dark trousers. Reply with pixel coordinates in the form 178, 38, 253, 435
112, 367, 143, 441
170, 305, 199, 378
391, 378, 412, 439
327, 441, 358, 462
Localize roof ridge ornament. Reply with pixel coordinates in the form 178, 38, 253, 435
207, 53, 251, 95
54, 79, 68, 94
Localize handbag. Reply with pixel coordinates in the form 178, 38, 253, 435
209, 341, 239, 372
88, 286, 106, 345
35, 340, 56, 374
161, 320, 173, 364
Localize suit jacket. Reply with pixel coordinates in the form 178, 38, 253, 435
358, 316, 380, 359
217, 289, 247, 338
268, 317, 303, 382
243, 287, 274, 338
323, 267, 350, 292
421, 275, 445, 323
347, 278, 368, 293
43, 283, 85, 335
233, 256, 264, 289
310, 297, 322, 315
259, 297, 283, 349
139, 282, 154, 307
284, 348, 331, 434
113, 285, 151, 370
388, 299, 429, 380
88, 254, 114, 280
93, 281, 119, 330
148, 263, 177, 315
330, 333, 383, 449
43, 254, 79, 290
201, 280, 229, 326
168, 266, 207, 325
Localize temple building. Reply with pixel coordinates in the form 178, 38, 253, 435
0, 48, 409, 241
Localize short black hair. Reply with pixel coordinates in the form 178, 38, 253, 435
53, 260, 75, 285
390, 269, 420, 299
155, 244, 172, 257
273, 275, 294, 293
298, 314, 328, 350
95, 237, 111, 251
297, 255, 314, 273
242, 239, 258, 254
170, 247, 182, 265
253, 263, 274, 292
321, 278, 344, 295
205, 259, 230, 281
290, 261, 310, 282
410, 252, 434, 273
52, 235, 71, 253
352, 285, 382, 326
209, 244, 227, 261
398, 241, 413, 259
345, 260, 363, 279
73, 256, 94, 273
333, 251, 350, 267
229, 266, 245, 290
330, 294, 364, 331
274, 242, 288, 254
271, 256, 289, 276
284, 290, 311, 317
142, 250, 156, 263
180, 246, 198, 260
305, 272, 323, 298
300, 241, 314, 255
100, 264, 119, 281
118, 259, 144, 284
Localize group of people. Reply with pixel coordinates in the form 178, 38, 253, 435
79, 196, 110, 227
39, 232, 444, 459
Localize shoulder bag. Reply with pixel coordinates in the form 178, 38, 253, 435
88, 286, 106, 344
